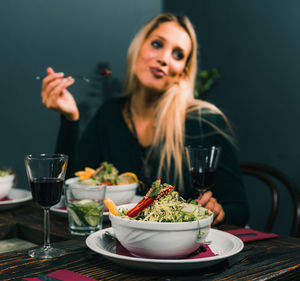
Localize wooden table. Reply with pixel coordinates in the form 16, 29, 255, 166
0, 201, 300, 280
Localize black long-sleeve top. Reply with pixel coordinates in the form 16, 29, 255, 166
56, 97, 249, 226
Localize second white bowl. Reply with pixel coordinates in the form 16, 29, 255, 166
65, 177, 138, 206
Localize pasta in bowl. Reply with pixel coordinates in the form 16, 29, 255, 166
108, 179, 213, 259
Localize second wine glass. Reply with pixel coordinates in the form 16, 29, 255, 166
185, 145, 221, 198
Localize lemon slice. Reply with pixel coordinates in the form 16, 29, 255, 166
119, 172, 138, 184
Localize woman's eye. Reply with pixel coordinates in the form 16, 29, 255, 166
173, 49, 184, 60
151, 40, 163, 49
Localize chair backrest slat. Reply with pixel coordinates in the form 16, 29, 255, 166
240, 162, 300, 237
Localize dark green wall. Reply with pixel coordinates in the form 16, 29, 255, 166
1, 0, 298, 235
164, 0, 300, 235
0, 0, 162, 189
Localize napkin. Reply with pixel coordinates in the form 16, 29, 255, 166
226, 228, 278, 242
116, 241, 216, 259
0, 196, 12, 201
24, 269, 96, 281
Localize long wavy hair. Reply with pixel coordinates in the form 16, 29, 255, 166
123, 13, 229, 191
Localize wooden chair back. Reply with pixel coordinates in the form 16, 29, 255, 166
240, 162, 300, 237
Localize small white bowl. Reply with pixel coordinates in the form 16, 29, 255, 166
109, 203, 213, 259
0, 174, 14, 200
65, 177, 138, 206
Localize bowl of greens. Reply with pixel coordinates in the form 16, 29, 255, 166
66, 162, 139, 206
107, 179, 213, 259
0, 169, 14, 200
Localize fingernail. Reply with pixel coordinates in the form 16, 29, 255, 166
58, 72, 64, 77
62, 78, 67, 84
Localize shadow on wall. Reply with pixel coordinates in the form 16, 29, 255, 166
78, 62, 122, 130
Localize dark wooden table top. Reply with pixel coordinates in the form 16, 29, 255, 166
0, 200, 300, 281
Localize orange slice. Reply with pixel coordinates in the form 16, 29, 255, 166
74, 167, 95, 180
119, 172, 138, 184
104, 198, 118, 216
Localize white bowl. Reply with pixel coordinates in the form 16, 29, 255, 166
65, 177, 138, 206
0, 174, 14, 200
109, 203, 213, 259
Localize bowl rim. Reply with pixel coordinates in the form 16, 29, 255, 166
65, 177, 138, 190
109, 203, 213, 230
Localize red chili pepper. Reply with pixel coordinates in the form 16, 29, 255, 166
100, 181, 111, 186
126, 183, 174, 217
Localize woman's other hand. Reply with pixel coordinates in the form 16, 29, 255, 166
41, 67, 79, 121
197, 191, 225, 226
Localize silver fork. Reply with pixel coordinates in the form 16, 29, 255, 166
36, 74, 96, 83
35, 69, 111, 83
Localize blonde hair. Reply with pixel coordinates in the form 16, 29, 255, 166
124, 13, 230, 191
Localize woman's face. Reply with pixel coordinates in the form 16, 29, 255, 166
134, 21, 192, 93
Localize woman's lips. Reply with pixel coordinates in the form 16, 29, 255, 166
150, 67, 165, 78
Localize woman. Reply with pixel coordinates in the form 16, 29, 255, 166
41, 13, 249, 226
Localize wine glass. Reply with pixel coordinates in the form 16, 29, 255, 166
24, 153, 68, 259
185, 145, 221, 198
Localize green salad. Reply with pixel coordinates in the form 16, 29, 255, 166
119, 181, 212, 222
76, 162, 120, 185
0, 168, 12, 177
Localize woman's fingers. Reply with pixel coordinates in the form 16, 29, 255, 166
207, 199, 225, 225
47, 67, 55, 75
42, 78, 63, 105
197, 192, 225, 225
42, 71, 64, 91
197, 191, 213, 206
212, 205, 225, 225
43, 77, 74, 109
50, 78, 74, 102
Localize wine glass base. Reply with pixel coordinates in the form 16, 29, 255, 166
28, 246, 65, 259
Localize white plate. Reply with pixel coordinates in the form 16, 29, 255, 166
0, 188, 32, 211
86, 228, 244, 271
50, 195, 144, 220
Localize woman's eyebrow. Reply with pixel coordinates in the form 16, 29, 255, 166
152, 35, 166, 41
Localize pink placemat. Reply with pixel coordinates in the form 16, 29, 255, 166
226, 228, 278, 242
0, 196, 12, 201
116, 241, 216, 259
24, 269, 96, 281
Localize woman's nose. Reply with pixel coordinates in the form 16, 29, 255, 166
157, 50, 171, 66
157, 59, 167, 66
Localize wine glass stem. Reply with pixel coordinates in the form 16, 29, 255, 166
43, 208, 51, 249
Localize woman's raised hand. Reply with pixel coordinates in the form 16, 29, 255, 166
41, 67, 79, 121
196, 191, 225, 226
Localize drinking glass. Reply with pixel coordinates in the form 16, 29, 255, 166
24, 153, 68, 258
65, 183, 106, 236
185, 145, 221, 198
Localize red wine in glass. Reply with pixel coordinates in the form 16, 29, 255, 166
30, 177, 63, 208
185, 145, 221, 197
24, 153, 68, 259
190, 168, 217, 194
